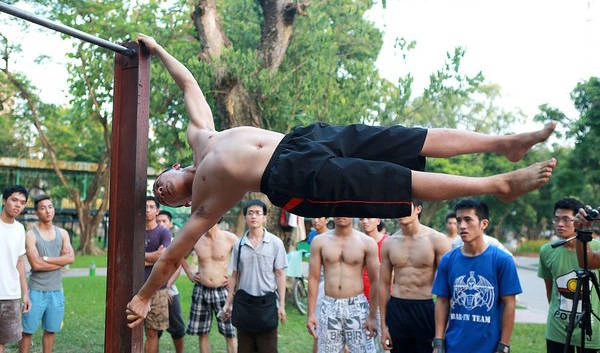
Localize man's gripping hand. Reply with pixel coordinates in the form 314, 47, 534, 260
126, 294, 150, 328
136, 33, 160, 56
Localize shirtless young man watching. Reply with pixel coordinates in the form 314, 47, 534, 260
307, 217, 380, 352
379, 201, 450, 353
182, 222, 238, 353
127, 33, 556, 326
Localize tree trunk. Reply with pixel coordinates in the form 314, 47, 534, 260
191, 0, 307, 239
257, 0, 308, 72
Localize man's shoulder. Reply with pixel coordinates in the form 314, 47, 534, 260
591, 240, 600, 251
220, 230, 239, 242
538, 241, 555, 257
438, 247, 461, 265
0, 218, 25, 231
487, 245, 515, 262
158, 224, 172, 235
419, 224, 444, 236
421, 226, 449, 245
147, 224, 172, 238
53, 225, 69, 236
483, 234, 501, 244
264, 229, 283, 243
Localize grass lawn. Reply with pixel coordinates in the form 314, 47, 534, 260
5, 276, 546, 352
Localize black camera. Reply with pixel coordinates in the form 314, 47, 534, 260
585, 207, 600, 221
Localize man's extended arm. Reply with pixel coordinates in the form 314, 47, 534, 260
137, 33, 215, 134
127, 212, 219, 327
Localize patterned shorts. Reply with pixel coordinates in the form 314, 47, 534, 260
187, 283, 236, 337
317, 294, 376, 353
0, 299, 23, 344
145, 289, 169, 331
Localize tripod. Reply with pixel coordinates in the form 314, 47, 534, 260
552, 230, 600, 353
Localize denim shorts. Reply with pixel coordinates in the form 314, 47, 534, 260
22, 289, 65, 334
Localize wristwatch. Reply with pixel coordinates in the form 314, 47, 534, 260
496, 342, 510, 353
42, 256, 48, 262
432, 338, 445, 353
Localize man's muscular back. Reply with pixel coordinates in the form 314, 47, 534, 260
193, 228, 237, 288
314, 230, 378, 299
386, 225, 449, 299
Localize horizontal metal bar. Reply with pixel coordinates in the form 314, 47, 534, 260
0, 1, 135, 56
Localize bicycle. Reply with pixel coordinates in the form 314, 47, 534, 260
286, 241, 311, 315
292, 270, 308, 315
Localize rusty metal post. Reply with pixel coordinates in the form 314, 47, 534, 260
104, 41, 150, 353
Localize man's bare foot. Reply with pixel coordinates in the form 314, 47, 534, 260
502, 121, 557, 162
496, 158, 557, 202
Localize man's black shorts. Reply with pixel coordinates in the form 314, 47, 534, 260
386, 297, 435, 353
260, 122, 427, 218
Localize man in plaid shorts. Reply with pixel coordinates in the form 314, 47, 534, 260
183, 222, 238, 353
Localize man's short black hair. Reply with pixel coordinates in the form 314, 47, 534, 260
158, 210, 172, 220
454, 199, 489, 221
2, 185, 28, 201
34, 194, 52, 209
243, 199, 267, 215
147, 195, 160, 209
553, 197, 583, 215
445, 212, 457, 222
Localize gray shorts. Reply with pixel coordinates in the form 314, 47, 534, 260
0, 299, 23, 344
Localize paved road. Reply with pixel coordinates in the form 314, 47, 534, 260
515, 256, 548, 324
63, 266, 107, 277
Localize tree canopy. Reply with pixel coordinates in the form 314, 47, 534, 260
0, 0, 597, 252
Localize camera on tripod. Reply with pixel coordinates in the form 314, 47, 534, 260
585, 207, 600, 221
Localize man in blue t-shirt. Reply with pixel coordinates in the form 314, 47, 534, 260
432, 199, 521, 353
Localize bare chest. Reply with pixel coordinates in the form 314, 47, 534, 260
195, 239, 231, 263
390, 238, 435, 269
321, 244, 365, 267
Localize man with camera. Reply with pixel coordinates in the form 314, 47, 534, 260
538, 198, 600, 353
575, 207, 600, 268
